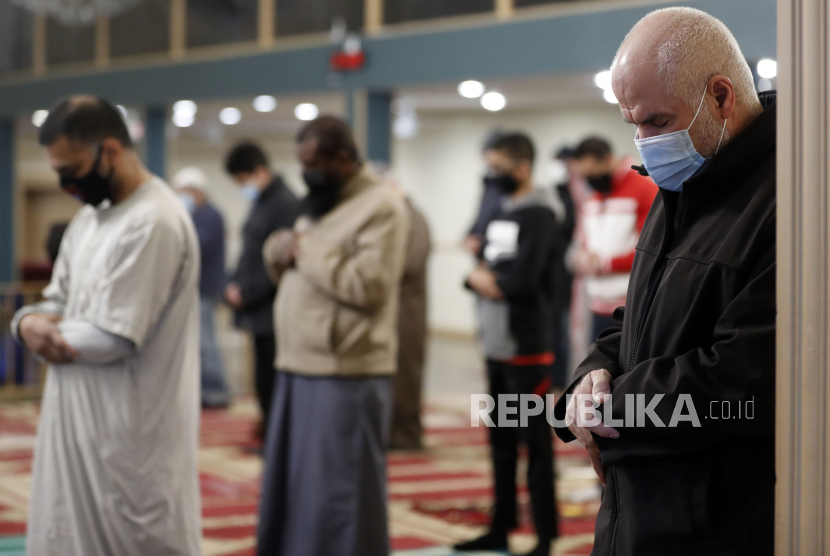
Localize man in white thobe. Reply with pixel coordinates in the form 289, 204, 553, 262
11, 96, 202, 556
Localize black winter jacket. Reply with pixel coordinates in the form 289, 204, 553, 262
233, 177, 299, 336
472, 188, 559, 358
554, 93, 777, 556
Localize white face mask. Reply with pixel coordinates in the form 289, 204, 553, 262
178, 192, 197, 214
240, 181, 260, 202
547, 160, 569, 185
633, 87, 727, 192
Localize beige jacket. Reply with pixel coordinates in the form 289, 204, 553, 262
263, 167, 409, 377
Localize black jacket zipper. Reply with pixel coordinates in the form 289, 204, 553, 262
614, 193, 684, 556
628, 190, 683, 372
608, 466, 621, 556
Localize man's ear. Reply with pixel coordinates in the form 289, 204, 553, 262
101, 137, 122, 155
255, 165, 271, 184
100, 137, 124, 168
709, 75, 736, 120
603, 153, 615, 172
334, 150, 354, 175
518, 159, 533, 181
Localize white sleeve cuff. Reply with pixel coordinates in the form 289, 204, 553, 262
58, 320, 135, 365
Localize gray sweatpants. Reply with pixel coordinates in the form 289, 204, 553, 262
257, 370, 392, 556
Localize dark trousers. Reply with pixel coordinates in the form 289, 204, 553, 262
257, 372, 391, 556
254, 334, 277, 431
487, 360, 558, 541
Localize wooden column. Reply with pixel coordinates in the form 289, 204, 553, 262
776, 0, 830, 553
95, 16, 110, 69
258, 0, 274, 48
364, 0, 383, 35
495, 0, 514, 20
170, 0, 186, 60
32, 12, 46, 76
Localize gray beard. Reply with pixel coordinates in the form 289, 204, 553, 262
695, 108, 731, 158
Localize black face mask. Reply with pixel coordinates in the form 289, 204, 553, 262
300, 168, 344, 219
60, 147, 113, 206
484, 174, 519, 194
587, 174, 613, 194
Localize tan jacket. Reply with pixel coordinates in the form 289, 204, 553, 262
264, 167, 409, 377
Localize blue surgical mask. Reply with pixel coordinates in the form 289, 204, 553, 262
241, 181, 261, 202
178, 192, 197, 214
633, 87, 727, 192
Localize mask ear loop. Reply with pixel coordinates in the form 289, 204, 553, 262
715, 119, 728, 154
687, 86, 709, 131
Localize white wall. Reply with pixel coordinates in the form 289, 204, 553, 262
391, 101, 640, 335
167, 136, 308, 270
14, 100, 638, 338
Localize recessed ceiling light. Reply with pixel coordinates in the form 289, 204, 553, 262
458, 80, 485, 99
481, 92, 506, 111
757, 58, 777, 79
603, 88, 618, 104
172, 111, 194, 127
31, 110, 49, 127
294, 103, 319, 121
173, 100, 197, 116
219, 107, 242, 125
594, 70, 612, 90
253, 95, 277, 113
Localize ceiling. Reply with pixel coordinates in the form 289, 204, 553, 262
16, 71, 612, 142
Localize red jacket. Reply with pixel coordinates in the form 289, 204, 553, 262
578, 158, 657, 315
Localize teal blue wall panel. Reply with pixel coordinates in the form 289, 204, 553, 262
366, 91, 392, 164
145, 104, 167, 178
0, 118, 15, 282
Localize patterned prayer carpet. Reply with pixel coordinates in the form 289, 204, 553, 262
0, 395, 597, 556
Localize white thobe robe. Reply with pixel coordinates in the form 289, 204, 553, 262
14, 178, 202, 556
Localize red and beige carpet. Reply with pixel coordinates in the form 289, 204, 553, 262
0, 395, 597, 556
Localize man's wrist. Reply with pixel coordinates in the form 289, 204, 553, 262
13, 312, 37, 343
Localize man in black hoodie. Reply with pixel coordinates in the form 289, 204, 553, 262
553, 7, 776, 556
456, 132, 558, 556
225, 142, 299, 440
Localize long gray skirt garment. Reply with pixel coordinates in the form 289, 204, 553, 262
257, 370, 392, 556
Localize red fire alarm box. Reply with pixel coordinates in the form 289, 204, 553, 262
330, 50, 366, 72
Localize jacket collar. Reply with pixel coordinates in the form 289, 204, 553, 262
258, 176, 284, 202
338, 165, 376, 202
684, 91, 776, 194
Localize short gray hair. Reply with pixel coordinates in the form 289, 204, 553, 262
616, 7, 761, 114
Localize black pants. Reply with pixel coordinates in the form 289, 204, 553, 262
487, 359, 558, 541
254, 334, 277, 431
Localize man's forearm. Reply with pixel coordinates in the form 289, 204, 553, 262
11, 300, 65, 343
57, 320, 134, 365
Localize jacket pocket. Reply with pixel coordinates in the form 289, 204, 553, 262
277, 274, 335, 356
332, 304, 374, 357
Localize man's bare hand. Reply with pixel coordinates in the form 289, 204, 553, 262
225, 283, 243, 308
463, 234, 483, 256
18, 314, 77, 364
565, 368, 618, 485
467, 265, 504, 301
573, 249, 598, 276
271, 230, 299, 269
